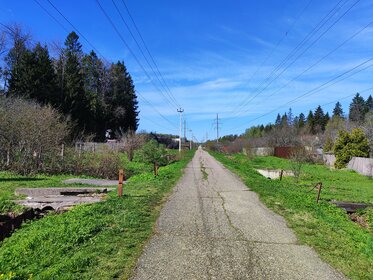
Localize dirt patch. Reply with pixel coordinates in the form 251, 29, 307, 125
349, 213, 369, 229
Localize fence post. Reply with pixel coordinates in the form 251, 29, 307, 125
316, 182, 322, 203
279, 169, 284, 181
6, 149, 10, 166
118, 169, 124, 197
60, 144, 64, 158
154, 162, 158, 177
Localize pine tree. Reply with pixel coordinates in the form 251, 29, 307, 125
366, 95, 373, 112
332, 101, 344, 119
314, 105, 326, 132
306, 110, 315, 134
7, 48, 34, 97
275, 113, 281, 126
298, 113, 305, 128
82, 50, 106, 136
281, 113, 288, 127
287, 108, 293, 126
62, 32, 92, 133
349, 93, 366, 122
106, 61, 139, 133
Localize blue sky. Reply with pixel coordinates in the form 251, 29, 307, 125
1, 0, 373, 141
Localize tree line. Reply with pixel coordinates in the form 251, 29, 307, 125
0, 24, 139, 140
218, 93, 373, 157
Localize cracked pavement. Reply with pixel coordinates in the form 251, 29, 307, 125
130, 147, 347, 280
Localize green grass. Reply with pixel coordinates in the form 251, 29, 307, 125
0, 150, 194, 280
0, 150, 161, 214
212, 153, 373, 280
246, 155, 373, 203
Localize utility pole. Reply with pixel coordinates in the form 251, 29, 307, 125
216, 113, 220, 143
184, 119, 186, 144
177, 108, 184, 152
189, 129, 192, 150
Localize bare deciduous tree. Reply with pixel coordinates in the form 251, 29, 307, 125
119, 130, 146, 161
0, 97, 70, 174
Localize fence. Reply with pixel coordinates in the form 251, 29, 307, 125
244, 147, 274, 157
347, 157, 373, 177
323, 154, 373, 177
274, 147, 293, 159
323, 154, 336, 167
75, 142, 125, 153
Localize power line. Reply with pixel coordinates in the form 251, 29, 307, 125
229, 0, 358, 117
120, 0, 179, 107
95, 0, 178, 111
264, 17, 373, 100
111, 0, 179, 108
226, 0, 314, 113
214, 113, 221, 143
224, 56, 373, 134
321, 86, 373, 107
137, 90, 178, 129
44, 0, 109, 63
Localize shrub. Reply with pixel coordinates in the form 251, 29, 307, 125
138, 140, 168, 166
0, 97, 70, 175
333, 128, 370, 169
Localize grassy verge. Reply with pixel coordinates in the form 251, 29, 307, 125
0, 148, 177, 214
211, 152, 373, 280
0, 150, 194, 280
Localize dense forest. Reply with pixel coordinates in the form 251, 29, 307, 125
0, 24, 139, 140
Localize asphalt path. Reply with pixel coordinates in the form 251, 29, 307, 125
131, 147, 347, 280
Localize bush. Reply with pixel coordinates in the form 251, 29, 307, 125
138, 140, 168, 166
333, 128, 370, 169
0, 97, 70, 175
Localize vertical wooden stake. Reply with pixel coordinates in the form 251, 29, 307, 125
118, 169, 124, 197
316, 182, 322, 203
154, 162, 158, 177
6, 149, 10, 166
279, 169, 284, 181
61, 144, 64, 158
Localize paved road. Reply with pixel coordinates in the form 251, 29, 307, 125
131, 147, 347, 280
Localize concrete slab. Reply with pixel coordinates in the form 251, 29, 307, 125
256, 169, 294, 179
63, 178, 119, 186
15, 187, 114, 197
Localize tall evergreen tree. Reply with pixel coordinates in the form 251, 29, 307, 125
298, 113, 305, 128
275, 113, 281, 126
287, 108, 293, 126
306, 110, 315, 134
281, 113, 288, 127
8, 43, 58, 105
314, 105, 326, 132
349, 93, 366, 122
366, 95, 373, 112
82, 50, 106, 135
332, 101, 344, 119
61, 32, 92, 133
106, 61, 138, 132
